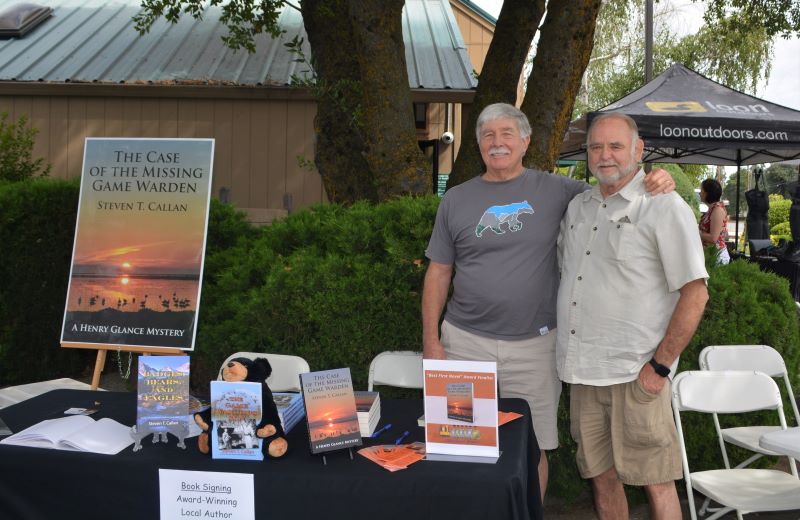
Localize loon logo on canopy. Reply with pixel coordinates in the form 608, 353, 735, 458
646, 101, 707, 113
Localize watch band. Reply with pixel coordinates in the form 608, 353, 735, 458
649, 358, 670, 377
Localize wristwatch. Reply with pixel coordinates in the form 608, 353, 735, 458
649, 358, 671, 377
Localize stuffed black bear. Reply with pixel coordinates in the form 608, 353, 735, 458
195, 357, 288, 458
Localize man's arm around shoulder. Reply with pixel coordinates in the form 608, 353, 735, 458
639, 278, 709, 394
422, 261, 453, 360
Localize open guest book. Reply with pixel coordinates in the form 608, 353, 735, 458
0, 415, 133, 454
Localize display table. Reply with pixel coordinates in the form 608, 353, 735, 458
0, 390, 542, 520
759, 427, 800, 460
0, 378, 99, 409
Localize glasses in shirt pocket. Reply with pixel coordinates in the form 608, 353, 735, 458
607, 218, 634, 263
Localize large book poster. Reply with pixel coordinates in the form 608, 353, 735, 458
300, 368, 362, 454
60, 138, 214, 351
136, 356, 190, 436
210, 381, 263, 461
423, 359, 499, 461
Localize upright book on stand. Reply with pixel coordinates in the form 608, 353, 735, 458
422, 359, 499, 463
134, 355, 191, 449
210, 381, 263, 461
300, 368, 362, 455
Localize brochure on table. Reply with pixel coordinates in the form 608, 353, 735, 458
60, 138, 215, 351
422, 359, 499, 463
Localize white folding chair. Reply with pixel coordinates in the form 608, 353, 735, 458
699, 345, 799, 474
367, 351, 423, 391
218, 352, 310, 392
673, 370, 800, 520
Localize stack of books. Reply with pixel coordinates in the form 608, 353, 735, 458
272, 392, 305, 434
354, 391, 381, 437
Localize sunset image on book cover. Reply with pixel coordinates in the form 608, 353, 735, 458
60, 138, 214, 350
446, 382, 474, 423
300, 368, 362, 454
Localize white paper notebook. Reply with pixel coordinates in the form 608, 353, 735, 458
0, 415, 133, 454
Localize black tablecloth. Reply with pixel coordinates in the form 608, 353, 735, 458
0, 390, 541, 520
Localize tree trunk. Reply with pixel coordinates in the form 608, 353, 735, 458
302, 0, 428, 203
521, 0, 602, 172
301, 0, 377, 203
449, 0, 545, 187
348, 0, 429, 199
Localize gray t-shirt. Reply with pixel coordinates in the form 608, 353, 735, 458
426, 169, 588, 340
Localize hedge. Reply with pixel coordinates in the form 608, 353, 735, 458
0, 177, 90, 385
768, 195, 791, 230
2, 183, 799, 503
0, 178, 255, 386
191, 197, 439, 391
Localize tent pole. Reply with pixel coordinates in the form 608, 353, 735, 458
735, 149, 742, 253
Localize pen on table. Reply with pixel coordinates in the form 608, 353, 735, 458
371, 423, 392, 438
394, 430, 410, 445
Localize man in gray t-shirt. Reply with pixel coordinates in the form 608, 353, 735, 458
422, 103, 673, 502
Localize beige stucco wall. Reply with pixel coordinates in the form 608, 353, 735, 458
0, 93, 325, 216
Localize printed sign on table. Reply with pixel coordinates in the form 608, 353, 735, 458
423, 359, 499, 462
60, 138, 214, 351
159, 469, 254, 520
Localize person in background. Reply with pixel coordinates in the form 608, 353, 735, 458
699, 178, 730, 265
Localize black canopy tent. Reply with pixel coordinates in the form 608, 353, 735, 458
560, 63, 800, 248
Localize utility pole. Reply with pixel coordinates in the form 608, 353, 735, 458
644, 0, 653, 172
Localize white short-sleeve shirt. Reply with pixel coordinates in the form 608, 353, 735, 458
556, 170, 708, 386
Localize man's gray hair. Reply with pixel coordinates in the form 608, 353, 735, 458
475, 103, 532, 142
586, 112, 640, 149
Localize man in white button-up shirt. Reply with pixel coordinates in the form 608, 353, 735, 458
556, 112, 708, 519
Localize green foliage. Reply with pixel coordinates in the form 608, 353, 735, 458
0, 184, 255, 386
576, 0, 774, 115
680, 164, 710, 187
765, 164, 799, 197
134, 0, 286, 52
0, 178, 90, 385
658, 163, 699, 216
192, 196, 440, 392
5, 185, 800, 506
768, 195, 791, 229
771, 221, 792, 245
703, 0, 800, 38
772, 221, 791, 236
723, 174, 748, 216
678, 259, 800, 472
0, 112, 51, 182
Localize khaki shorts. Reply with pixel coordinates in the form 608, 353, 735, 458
569, 380, 682, 486
441, 320, 561, 450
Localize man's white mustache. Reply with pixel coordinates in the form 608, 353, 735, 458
489, 147, 510, 156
